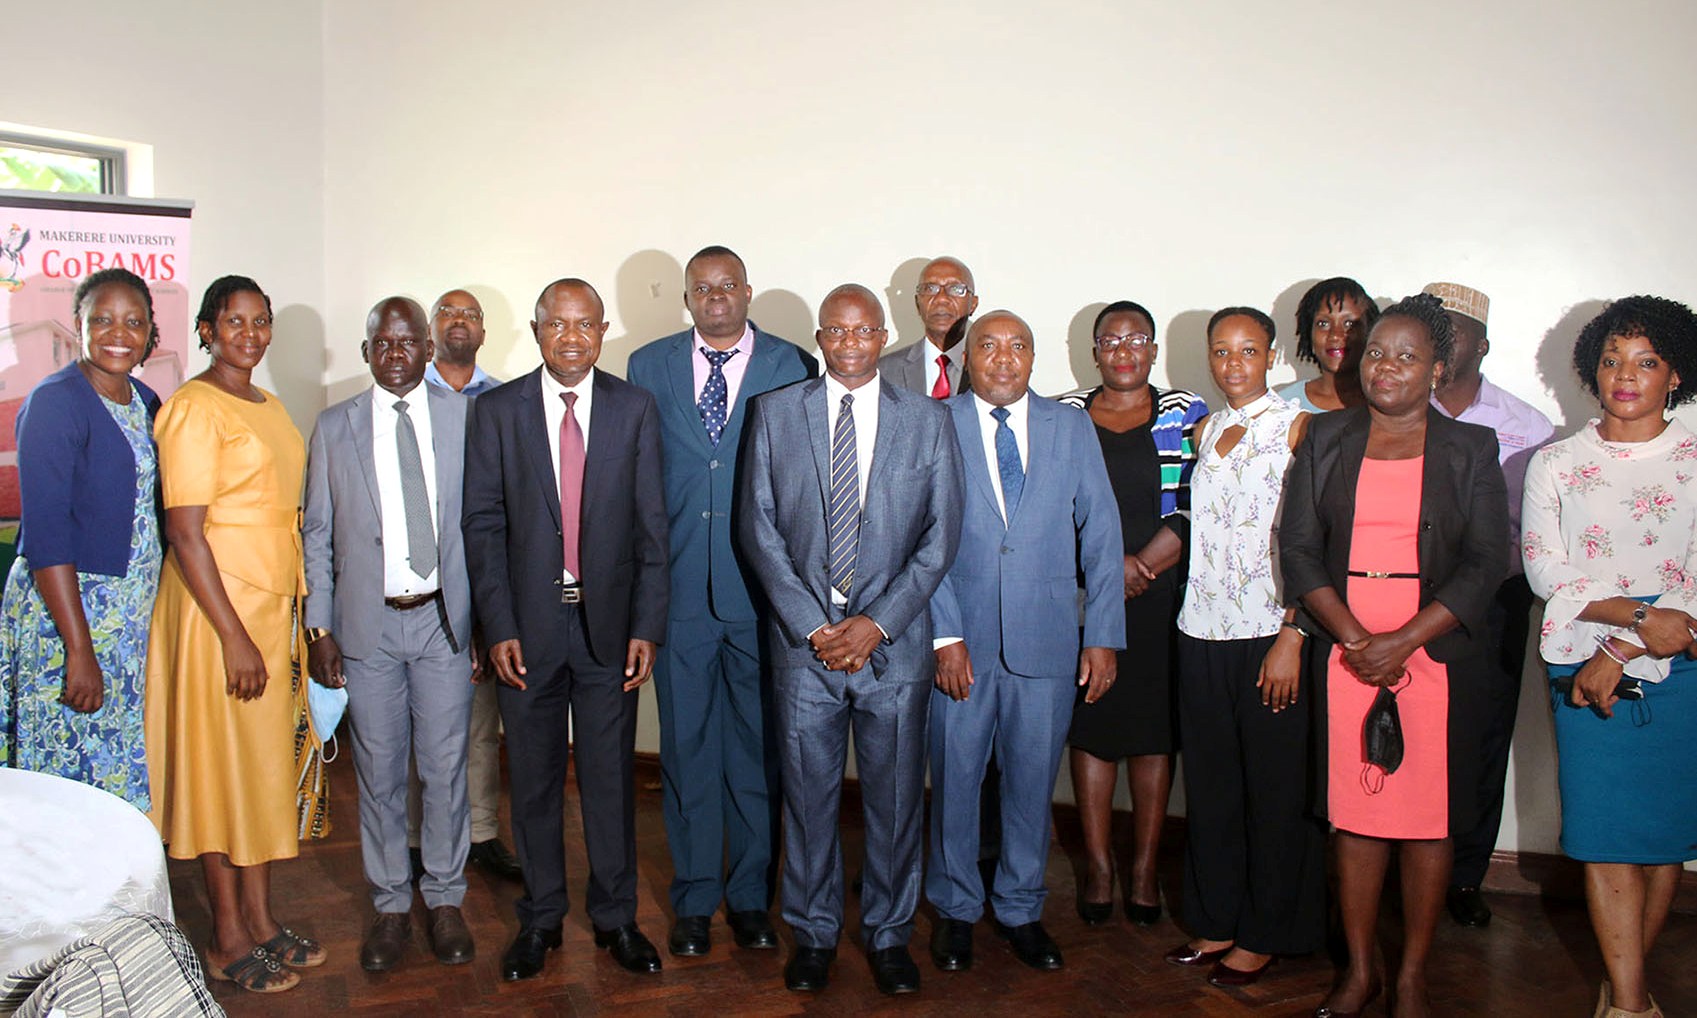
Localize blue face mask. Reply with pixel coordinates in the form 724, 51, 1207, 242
308, 681, 349, 758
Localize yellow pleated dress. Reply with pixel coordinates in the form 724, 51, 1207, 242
145, 379, 306, 865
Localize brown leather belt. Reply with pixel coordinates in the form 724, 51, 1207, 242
385, 590, 441, 611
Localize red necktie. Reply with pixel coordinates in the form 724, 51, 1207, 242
931, 353, 952, 399
559, 392, 584, 578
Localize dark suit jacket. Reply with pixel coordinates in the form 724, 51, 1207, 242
737, 378, 963, 678
461, 367, 669, 667
14, 362, 161, 575
878, 338, 970, 397
625, 325, 816, 623
1278, 405, 1509, 829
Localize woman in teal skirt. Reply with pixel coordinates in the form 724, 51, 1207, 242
1521, 295, 1697, 1018
1, 267, 164, 809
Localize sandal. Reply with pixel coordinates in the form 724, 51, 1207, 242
261, 927, 328, 968
208, 946, 301, 994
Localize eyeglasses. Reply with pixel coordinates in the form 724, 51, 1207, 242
821, 325, 887, 339
917, 282, 972, 298
435, 306, 483, 322
1095, 332, 1151, 352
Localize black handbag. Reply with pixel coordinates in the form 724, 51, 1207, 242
1361, 685, 1404, 793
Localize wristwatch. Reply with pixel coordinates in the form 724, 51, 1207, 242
305, 627, 330, 643
1630, 605, 1648, 630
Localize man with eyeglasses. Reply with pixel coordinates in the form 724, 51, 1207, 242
302, 297, 478, 970
403, 289, 523, 887
626, 246, 816, 959
738, 284, 962, 995
881, 256, 978, 398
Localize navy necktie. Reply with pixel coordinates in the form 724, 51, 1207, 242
991, 405, 1023, 523
697, 347, 739, 445
827, 392, 860, 597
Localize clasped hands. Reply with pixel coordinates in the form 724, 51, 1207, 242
1339, 629, 1413, 687
810, 615, 883, 674
1570, 604, 1697, 718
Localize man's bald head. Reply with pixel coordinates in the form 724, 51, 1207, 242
363, 296, 432, 396
965, 309, 1034, 407
916, 256, 979, 349
816, 283, 888, 388
534, 278, 604, 323
430, 288, 486, 367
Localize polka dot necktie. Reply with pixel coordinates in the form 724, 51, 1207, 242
697, 347, 740, 446
991, 405, 1023, 523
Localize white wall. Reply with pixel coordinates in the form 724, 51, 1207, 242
10, 1, 328, 432
22, 1, 1697, 857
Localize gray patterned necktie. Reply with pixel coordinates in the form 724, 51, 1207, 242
826, 392, 860, 597
394, 400, 437, 580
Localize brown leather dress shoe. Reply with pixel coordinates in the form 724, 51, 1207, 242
428, 905, 475, 965
360, 912, 411, 972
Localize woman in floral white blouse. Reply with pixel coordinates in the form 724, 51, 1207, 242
1522, 295, 1697, 1018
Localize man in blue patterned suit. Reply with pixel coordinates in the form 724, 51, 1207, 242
626, 246, 816, 957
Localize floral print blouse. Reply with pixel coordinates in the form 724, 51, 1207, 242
1521, 418, 1697, 682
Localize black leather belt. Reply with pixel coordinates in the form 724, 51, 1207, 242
561, 582, 584, 605
385, 590, 441, 611
1346, 570, 1419, 580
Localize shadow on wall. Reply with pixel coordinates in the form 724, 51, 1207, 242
466, 282, 522, 384
884, 256, 933, 353
1063, 301, 1105, 395
1271, 277, 1321, 388
1165, 309, 1214, 400
1536, 300, 1608, 438
270, 303, 326, 433
605, 249, 687, 375
750, 289, 814, 349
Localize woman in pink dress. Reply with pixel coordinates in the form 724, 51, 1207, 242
1280, 293, 1508, 1018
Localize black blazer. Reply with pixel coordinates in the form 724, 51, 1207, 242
461, 368, 669, 667
1278, 405, 1509, 831
1280, 406, 1508, 661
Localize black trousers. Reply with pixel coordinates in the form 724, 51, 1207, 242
1450, 574, 1534, 888
1177, 634, 1326, 955
497, 604, 641, 931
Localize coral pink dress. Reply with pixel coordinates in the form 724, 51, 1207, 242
1327, 456, 1449, 839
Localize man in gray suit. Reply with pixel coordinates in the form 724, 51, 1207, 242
302, 297, 477, 971
738, 284, 963, 996
879, 255, 978, 397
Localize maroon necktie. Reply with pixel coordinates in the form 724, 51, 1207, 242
931, 353, 952, 399
559, 392, 584, 578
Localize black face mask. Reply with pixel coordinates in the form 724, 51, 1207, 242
1361, 686, 1404, 794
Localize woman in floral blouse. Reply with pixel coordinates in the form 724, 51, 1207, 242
1521, 295, 1697, 1018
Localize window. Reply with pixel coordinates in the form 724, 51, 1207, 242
0, 133, 126, 194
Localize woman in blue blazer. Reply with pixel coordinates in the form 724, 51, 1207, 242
0, 267, 164, 809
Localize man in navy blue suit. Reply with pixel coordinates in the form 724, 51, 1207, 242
626, 246, 815, 958
925, 311, 1125, 974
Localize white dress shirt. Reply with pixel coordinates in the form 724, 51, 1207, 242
822, 373, 880, 608
972, 390, 1030, 523
372, 384, 441, 597
540, 367, 596, 584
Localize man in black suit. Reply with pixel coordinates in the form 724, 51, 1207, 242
461, 278, 670, 980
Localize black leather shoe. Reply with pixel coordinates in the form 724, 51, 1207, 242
1446, 886, 1492, 927
360, 912, 411, 972
500, 925, 561, 981
428, 905, 475, 965
993, 919, 1063, 971
783, 946, 835, 992
593, 924, 662, 974
726, 910, 778, 949
468, 839, 524, 882
668, 915, 711, 957
929, 918, 973, 972
869, 945, 921, 995
1125, 900, 1162, 927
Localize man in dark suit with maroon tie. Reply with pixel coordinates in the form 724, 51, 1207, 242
461, 278, 670, 981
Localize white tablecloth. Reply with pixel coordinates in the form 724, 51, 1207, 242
0, 769, 174, 976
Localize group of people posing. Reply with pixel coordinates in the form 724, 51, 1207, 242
1, 251, 1693, 1018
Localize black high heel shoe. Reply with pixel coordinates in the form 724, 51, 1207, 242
1124, 899, 1162, 926
1076, 894, 1113, 925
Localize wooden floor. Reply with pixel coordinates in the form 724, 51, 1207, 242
169, 752, 1697, 1017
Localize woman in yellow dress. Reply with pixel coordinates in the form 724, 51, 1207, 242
145, 275, 325, 993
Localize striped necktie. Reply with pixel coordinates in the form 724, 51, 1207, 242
826, 392, 860, 597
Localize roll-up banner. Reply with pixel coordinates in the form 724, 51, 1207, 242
0, 189, 194, 573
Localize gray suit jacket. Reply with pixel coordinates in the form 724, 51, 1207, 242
878, 339, 969, 397
302, 382, 473, 659
737, 377, 963, 677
